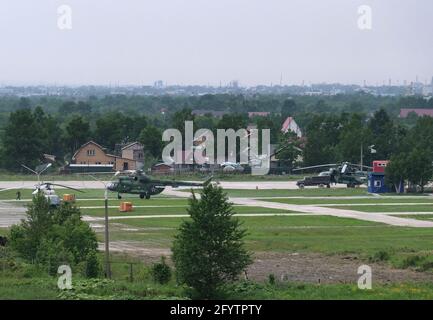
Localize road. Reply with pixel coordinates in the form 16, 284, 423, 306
0, 180, 337, 190
164, 189, 433, 228
0, 201, 26, 227
1, 183, 433, 228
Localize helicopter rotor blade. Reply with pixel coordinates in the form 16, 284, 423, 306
21, 164, 38, 175
292, 164, 338, 171
0, 185, 35, 192
45, 183, 85, 193
346, 163, 373, 170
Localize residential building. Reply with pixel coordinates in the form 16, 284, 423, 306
281, 116, 302, 138
191, 110, 228, 118
121, 142, 145, 170
399, 108, 433, 118
248, 112, 270, 118
70, 141, 137, 172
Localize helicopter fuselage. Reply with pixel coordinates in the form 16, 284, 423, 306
107, 177, 165, 199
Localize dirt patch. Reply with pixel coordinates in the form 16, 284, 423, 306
246, 251, 433, 284
101, 243, 433, 284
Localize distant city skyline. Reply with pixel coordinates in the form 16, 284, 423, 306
0, 0, 432, 86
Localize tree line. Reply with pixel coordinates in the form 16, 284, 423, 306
0, 95, 432, 176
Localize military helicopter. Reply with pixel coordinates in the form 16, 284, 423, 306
106, 170, 212, 199
293, 162, 372, 188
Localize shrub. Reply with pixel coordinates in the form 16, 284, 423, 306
268, 274, 276, 285
400, 255, 423, 269
151, 256, 171, 284
9, 194, 98, 274
85, 253, 101, 278
369, 250, 391, 263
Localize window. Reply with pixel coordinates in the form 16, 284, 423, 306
87, 149, 95, 156
374, 180, 382, 188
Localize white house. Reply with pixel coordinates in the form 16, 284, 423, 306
281, 117, 302, 138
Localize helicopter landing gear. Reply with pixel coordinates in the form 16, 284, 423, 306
139, 193, 151, 200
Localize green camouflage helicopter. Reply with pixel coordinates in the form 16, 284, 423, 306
293, 162, 372, 188
106, 170, 212, 199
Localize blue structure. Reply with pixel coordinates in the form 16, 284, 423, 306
368, 172, 389, 193
368, 172, 404, 194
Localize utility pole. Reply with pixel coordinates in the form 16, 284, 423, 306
88, 173, 118, 279
104, 188, 111, 279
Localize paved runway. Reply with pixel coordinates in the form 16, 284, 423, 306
0, 201, 26, 228
0, 180, 341, 190
164, 189, 433, 228
1, 183, 433, 229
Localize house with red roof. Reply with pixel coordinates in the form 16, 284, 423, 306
281, 117, 302, 138
399, 108, 433, 118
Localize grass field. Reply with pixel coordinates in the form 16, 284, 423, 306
3, 273, 433, 300
330, 205, 433, 213
106, 215, 433, 257
3, 185, 433, 299
3, 271, 433, 300
266, 197, 433, 205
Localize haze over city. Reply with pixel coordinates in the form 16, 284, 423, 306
0, 0, 432, 86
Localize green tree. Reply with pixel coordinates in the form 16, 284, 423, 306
405, 149, 433, 193
217, 113, 248, 131
1, 109, 45, 170
281, 99, 298, 119
172, 108, 195, 134
337, 113, 367, 163
276, 131, 302, 169
303, 114, 345, 165
385, 155, 407, 193
172, 184, 252, 299
64, 115, 92, 153
138, 125, 163, 159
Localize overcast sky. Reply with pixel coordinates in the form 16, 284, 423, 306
0, 0, 432, 86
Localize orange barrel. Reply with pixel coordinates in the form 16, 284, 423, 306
125, 202, 133, 212
120, 202, 133, 212
63, 194, 75, 202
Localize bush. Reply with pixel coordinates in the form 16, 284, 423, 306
151, 257, 171, 284
369, 250, 391, 263
85, 253, 101, 278
9, 194, 98, 274
400, 255, 423, 269
268, 274, 276, 285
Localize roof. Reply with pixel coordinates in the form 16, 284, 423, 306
152, 163, 173, 168
248, 112, 270, 118
281, 117, 295, 132
121, 141, 143, 150
192, 110, 228, 118
399, 108, 433, 118
72, 141, 106, 160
